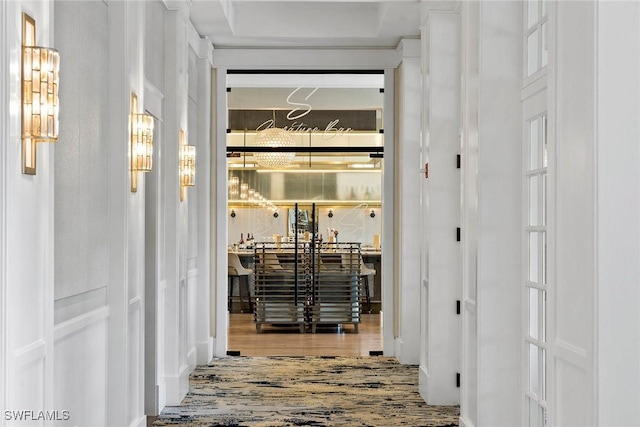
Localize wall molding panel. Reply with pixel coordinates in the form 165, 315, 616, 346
13, 340, 46, 367
54, 306, 109, 342
420, 10, 462, 406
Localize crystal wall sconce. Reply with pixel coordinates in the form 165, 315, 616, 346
22, 13, 60, 175
179, 129, 196, 201
130, 93, 154, 192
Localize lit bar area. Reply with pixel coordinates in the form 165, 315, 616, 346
226, 72, 384, 335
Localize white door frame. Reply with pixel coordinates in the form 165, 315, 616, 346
211, 58, 398, 357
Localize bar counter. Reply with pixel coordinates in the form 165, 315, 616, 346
229, 248, 382, 314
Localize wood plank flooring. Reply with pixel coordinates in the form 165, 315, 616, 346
227, 313, 383, 357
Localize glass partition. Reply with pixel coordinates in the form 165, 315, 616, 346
227, 72, 383, 248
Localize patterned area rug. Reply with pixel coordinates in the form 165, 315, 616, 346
154, 356, 459, 426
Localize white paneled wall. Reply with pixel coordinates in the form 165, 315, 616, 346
553, 2, 597, 425
419, 10, 462, 406
1, 1, 55, 426
395, 39, 422, 365
0, 0, 6, 420
476, 2, 522, 426
0, 0, 212, 425
595, 3, 640, 425
53, 1, 111, 426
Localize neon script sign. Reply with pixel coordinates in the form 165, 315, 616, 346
256, 87, 353, 139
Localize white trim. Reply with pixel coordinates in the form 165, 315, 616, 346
394, 338, 405, 361
521, 74, 548, 102
418, 364, 429, 403
0, 0, 8, 421
187, 15, 202, 54
13, 340, 46, 367
555, 339, 589, 369
162, 0, 189, 19
214, 68, 228, 357
144, 79, 164, 120
381, 68, 395, 357
463, 299, 476, 314
213, 48, 401, 69
164, 361, 191, 406
129, 296, 142, 311
196, 338, 213, 364
129, 416, 147, 427
226, 73, 384, 89
459, 416, 475, 427
187, 346, 197, 368
396, 39, 421, 58
54, 306, 110, 342
199, 38, 214, 65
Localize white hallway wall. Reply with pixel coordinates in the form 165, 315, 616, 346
1, 1, 55, 425
0, 0, 212, 426
420, 9, 462, 406
552, 1, 640, 425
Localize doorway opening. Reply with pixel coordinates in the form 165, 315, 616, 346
224, 71, 385, 356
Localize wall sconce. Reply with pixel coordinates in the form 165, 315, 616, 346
230, 209, 236, 218
22, 13, 60, 175
179, 129, 196, 201
273, 210, 279, 218
328, 209, 334, 218
370, 209, 376, 218
130, 93, 154, 192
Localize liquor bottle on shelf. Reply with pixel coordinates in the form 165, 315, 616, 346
239, 233, 244, 249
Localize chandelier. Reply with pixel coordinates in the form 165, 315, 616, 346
253, 118, 295, 168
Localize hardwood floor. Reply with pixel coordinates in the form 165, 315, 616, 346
227, 313, 383, 357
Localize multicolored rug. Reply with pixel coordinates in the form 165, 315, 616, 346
154, 356, 460, 426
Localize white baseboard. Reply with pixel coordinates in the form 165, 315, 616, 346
459, 416, 475, 427
394, 338, 404, 362
129, 415, 146, 427
187, 346, 197, 368
196, 338, 213, 364
157, 380, 166, 414
213, 333, 227, 357
164, 365, 190, 406
419, 364, 429, 403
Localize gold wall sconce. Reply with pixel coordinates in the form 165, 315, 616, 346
130, 93, 154, 192
179, 129, 196, 201
22, 13, 60, 175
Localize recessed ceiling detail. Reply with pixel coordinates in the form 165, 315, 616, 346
190, 0, 423, 49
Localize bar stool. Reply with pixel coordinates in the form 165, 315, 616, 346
342, 253, 374, 314
228, 252, 254, 313
359, 258, 375, 314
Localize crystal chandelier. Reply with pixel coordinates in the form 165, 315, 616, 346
253, 111, 295, 168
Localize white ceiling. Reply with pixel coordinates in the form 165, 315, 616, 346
189, 0, 428, 49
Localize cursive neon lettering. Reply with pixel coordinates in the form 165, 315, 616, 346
286, 87, 319, 120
